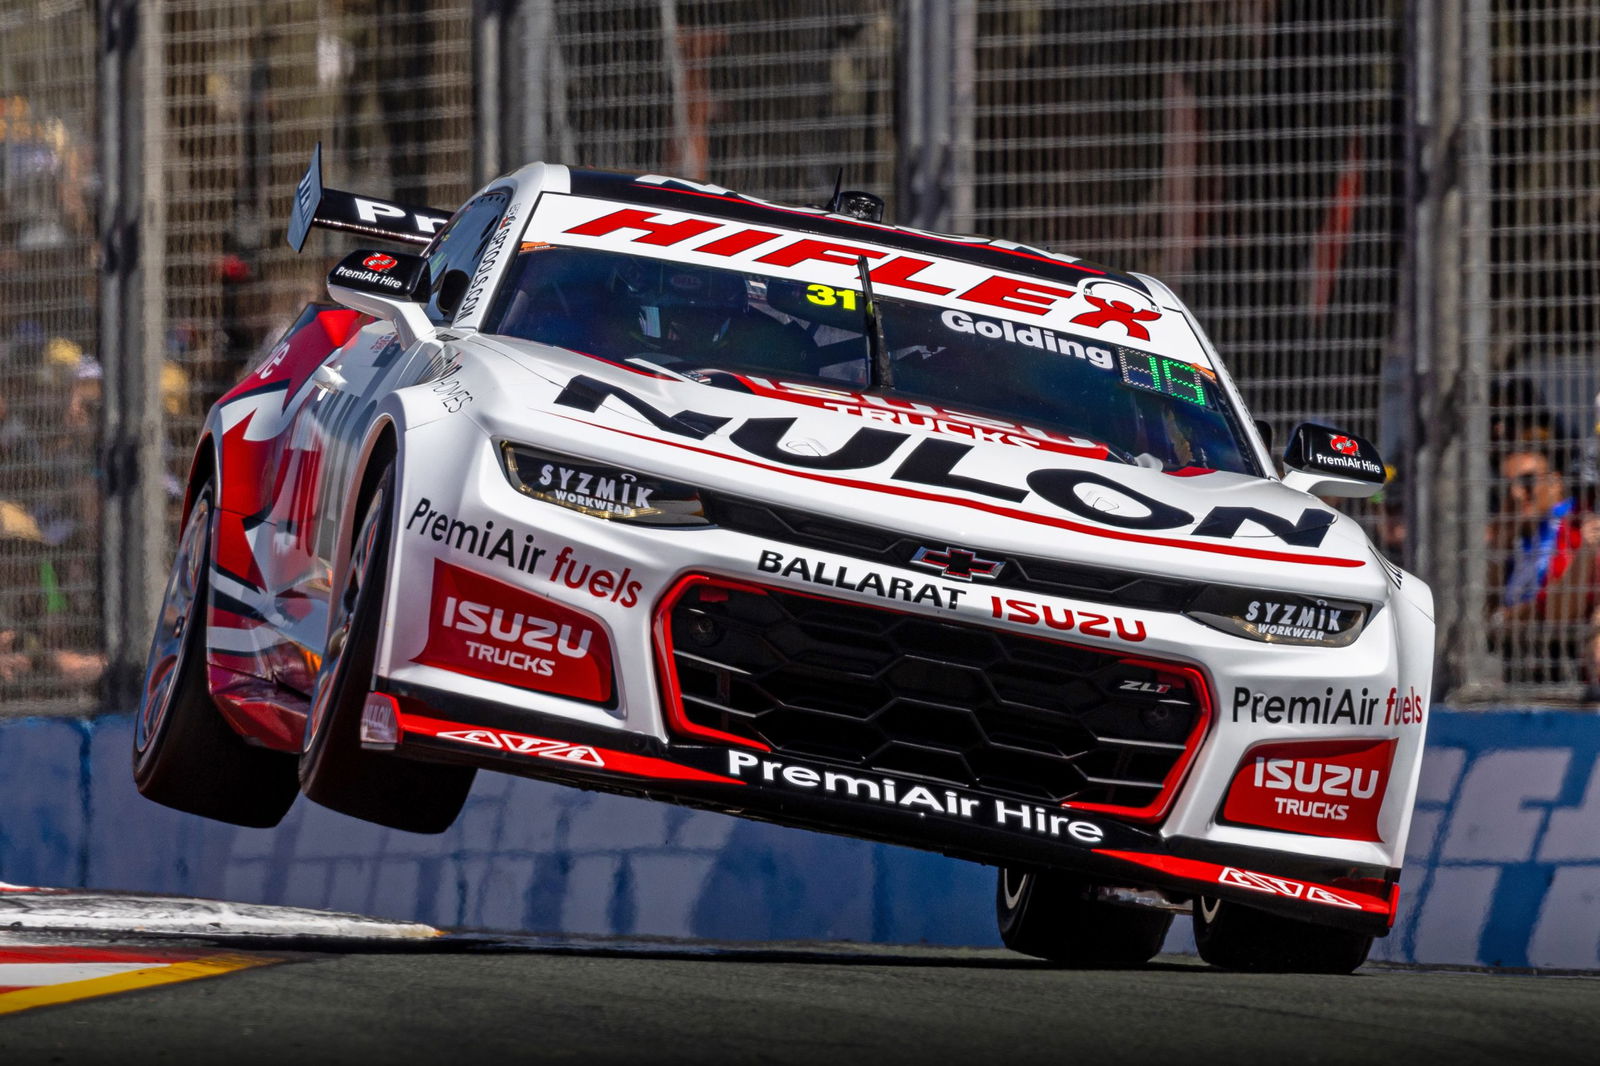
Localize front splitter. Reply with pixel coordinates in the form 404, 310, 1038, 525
378, 679, 1398, 935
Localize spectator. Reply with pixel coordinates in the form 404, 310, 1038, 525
1490, 441, 1600, 691
33, 353, 106, 690
0, 499, 45, 685
0, 341, 108, 695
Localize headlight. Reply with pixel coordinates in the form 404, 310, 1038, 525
1185, 586, 1369, 647
499, 442, 710, 527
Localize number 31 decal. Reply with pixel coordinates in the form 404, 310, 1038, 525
806, 284, 860, 310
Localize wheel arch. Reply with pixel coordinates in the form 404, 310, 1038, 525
182, 434, 218, 526
326, 415, 402, 626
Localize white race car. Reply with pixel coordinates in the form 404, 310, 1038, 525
134, 148, 1433, 973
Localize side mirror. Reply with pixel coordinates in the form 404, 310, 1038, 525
327, 249, 433, 347
1281, 422, 1387, 499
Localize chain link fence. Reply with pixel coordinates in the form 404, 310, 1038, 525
0, 0, 1595, 713
0, 1, 104, 713
967, 1, 1404, 466
500, 0, 899, 208
1452, 0, 1600, 701
150, 0, 475, 505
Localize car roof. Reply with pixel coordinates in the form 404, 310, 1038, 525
560, 167, 1150, 297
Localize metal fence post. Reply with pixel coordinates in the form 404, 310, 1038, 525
1427, 0, 1495, 701
98, 0, 161, 709
476, 0, 508, 184
1411, 0, 1490, 701
138, 1, 170, 667
1455, 0, 1495, 699
897, 0, 973, 233
506, 0, 562, 168
1397, 0, 1428, 583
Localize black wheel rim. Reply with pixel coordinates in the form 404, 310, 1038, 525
136, 494, 210, 754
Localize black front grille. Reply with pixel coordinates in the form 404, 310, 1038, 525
661, 578, 1209, 815
700, 492, 1203, 611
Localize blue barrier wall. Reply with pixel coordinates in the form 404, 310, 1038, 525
0, 713, 998, 945
1, 709, 1597, 967
1371, 710, 1600, 969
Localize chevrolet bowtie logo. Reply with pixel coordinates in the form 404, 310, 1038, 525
910, 546, 1005, 581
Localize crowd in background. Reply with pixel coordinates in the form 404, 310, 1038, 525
1487, 383, 1600, 699
0, 326, 107, 697
6, 78, 1600, 705
4, 1, 1600, 711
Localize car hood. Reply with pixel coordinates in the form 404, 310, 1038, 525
473, 339, 1391, 603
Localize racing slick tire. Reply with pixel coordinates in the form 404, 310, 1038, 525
996, 868, 1174, 967
1193, 895, 1373, 974
133, 481, 299, 828
299, 458, 476, 833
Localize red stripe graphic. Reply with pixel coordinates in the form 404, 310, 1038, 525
0, 946, 208, 965
398, 712, 746, 784
1092, 849, 1393, 916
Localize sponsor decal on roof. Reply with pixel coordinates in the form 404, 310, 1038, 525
526, 194, 1208, 358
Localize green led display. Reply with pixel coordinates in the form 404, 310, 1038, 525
1118, 349, 1209, 407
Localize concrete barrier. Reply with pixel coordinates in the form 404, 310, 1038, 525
0, 709, 1596, 967
0, 713, 996, 944
1371, 710, 1600, 969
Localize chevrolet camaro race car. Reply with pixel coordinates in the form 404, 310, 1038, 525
134, 147, 1434, 973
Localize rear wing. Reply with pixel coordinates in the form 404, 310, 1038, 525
287, 142, 454, 252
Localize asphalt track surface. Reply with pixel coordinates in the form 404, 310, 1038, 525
1, 933, 1597, 1066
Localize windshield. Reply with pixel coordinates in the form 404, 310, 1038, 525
486, 245, 1257, 474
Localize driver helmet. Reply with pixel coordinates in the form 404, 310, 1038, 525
609, 257, 748, 353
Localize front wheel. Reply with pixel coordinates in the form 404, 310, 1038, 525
1193, 896, 1373, 974
996, 868, 1174, 967
132, 481, 298, 827
299, 459, 475, 833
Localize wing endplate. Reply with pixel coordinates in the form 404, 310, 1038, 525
287, 143, 453, 251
